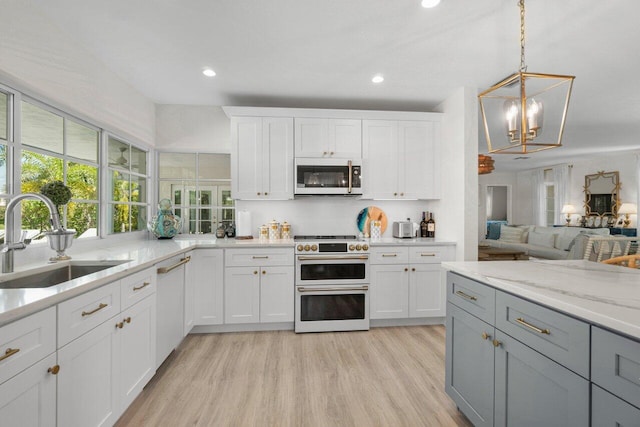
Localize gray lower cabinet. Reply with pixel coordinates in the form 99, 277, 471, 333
445, 303, 495, 427
493, 330, 589, 427
446, 272, 590, 427
591, 385, 640, 427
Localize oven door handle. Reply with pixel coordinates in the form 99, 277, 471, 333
297, 255, 369, 261
297, 285, 369, 293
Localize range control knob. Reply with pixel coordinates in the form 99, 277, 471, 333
362, 244, 369, 251
349, 244, 356, 251
356, 244, 362, 251
304, 244, 311, 251
297, 244, 304, 251
311, 244, 318, 251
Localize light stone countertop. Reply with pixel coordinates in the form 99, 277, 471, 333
442, 259, 640, 340
367, 237, 456, 246
0, 238, 295, 326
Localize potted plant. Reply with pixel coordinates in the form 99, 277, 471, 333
40, 181, 75, 260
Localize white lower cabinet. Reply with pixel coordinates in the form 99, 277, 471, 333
192, 249, 224, 326
370, 245, 453, 320
224, 248, 294, 324
0, 353, 57, 427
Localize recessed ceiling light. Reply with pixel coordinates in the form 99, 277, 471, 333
421, 0, 441, 8
372, 74, 384, 83
202, 68, 216, 77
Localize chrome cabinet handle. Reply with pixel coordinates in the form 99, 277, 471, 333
157, 256, 191, 274
0, 347, 20, 361
133, 281, 150, 291
82, 303, 108, 317
455, 290, 478, 301
515, 317, 550, 335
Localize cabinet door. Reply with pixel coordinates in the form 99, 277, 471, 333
399, 120, 440, 199
445, 303, 495, 427
262, 117, 294, 200
370, 264, 408, 319
119, 295, 156, 411
294, 118, 329, 157
231, 117, 263, 199
260, 266, 294, 323
193, 249, 224, 326
409, 264, 444, 317
592, 384, 640, 427
57, 317, 121, 427
224, 267, 260, 324
329, 119, 362, 158
0, 353, 56, 427
493, 330, 589, 427
362, 120, 399, 199
183, 250, 195, 335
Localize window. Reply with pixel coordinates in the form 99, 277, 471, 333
157, 153, 232, 234
0, 90, 10, 241
20, 100, 99, 240
107, 136, 148, 234
545, 184, 555, 226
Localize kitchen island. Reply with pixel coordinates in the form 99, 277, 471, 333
442, 259, 640, 426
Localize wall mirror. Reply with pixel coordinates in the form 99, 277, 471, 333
584, 171, 620, 218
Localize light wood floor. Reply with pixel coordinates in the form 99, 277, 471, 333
116, 326, 472, 427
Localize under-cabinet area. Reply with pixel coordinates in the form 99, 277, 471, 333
445, 270, 640, 427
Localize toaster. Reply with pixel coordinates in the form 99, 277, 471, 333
392, 221, 414, 238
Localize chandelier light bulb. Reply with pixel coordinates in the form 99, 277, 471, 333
202, 68, 216, 77
421, 0, 441, 8
372, 74, 384, 83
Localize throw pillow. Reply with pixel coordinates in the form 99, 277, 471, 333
528, 231, 557, 248
499, 225, 524, 243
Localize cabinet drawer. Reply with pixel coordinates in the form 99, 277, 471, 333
409, 246, 450, 264
592, 326, 640, 408
225, 248, 293, 267
121, 267, 156, 310
0, 307, 56, 385
592, 384, 640, 426
370, 247, 408, 264
495, 291, 590, 378
446, 272, 495, 324
58, 281, 121, 348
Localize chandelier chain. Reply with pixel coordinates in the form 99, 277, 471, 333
519, 0, 526, 72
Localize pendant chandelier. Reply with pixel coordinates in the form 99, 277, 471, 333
478, 0, 575, 154
478, 154, 495, 175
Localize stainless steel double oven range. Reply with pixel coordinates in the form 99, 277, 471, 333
294, 235, 370, 333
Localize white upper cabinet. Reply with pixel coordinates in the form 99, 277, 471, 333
295, 118, 362, 158
231, 117, 294, 200
363, 119, 441, 200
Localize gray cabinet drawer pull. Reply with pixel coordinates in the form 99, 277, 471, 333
382, 254, 398, 257
252, 256, 269, 259
82, 303, 108, 317
515, 317, 550, 334
455, 290, 478, 301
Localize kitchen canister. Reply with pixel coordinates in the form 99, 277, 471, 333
268, 219, 280, 240
236, 210, 252, 238
281, 221, 291, 239
370, 220, 382, 240
259, 225, 269, 240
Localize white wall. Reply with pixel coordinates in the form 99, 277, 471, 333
155, 105, 230, 152
512, 151, 639, 227
0, 1, 155, 145
435, 87, 478, 261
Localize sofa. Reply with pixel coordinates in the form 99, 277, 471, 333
481, 224, 612, 260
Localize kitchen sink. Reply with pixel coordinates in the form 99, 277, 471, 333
0, 261, 130, 289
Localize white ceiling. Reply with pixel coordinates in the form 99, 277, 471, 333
26, 0, 640, 171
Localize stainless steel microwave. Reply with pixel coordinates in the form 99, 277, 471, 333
294, 158, 362, 195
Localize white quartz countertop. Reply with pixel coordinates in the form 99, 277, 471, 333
442, 260, 640, 340
368, 237, 456, 246
0, 238, 295, 326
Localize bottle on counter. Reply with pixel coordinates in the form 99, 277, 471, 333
427, 212, 436, 238
420, 212, 428, 238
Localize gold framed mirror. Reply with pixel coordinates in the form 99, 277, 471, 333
583, 171, 620, 218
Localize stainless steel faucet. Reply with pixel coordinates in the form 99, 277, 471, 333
2, 193, 64, 273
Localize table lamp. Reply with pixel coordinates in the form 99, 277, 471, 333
561, 204, 576, 226
617, 203, 637, 228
